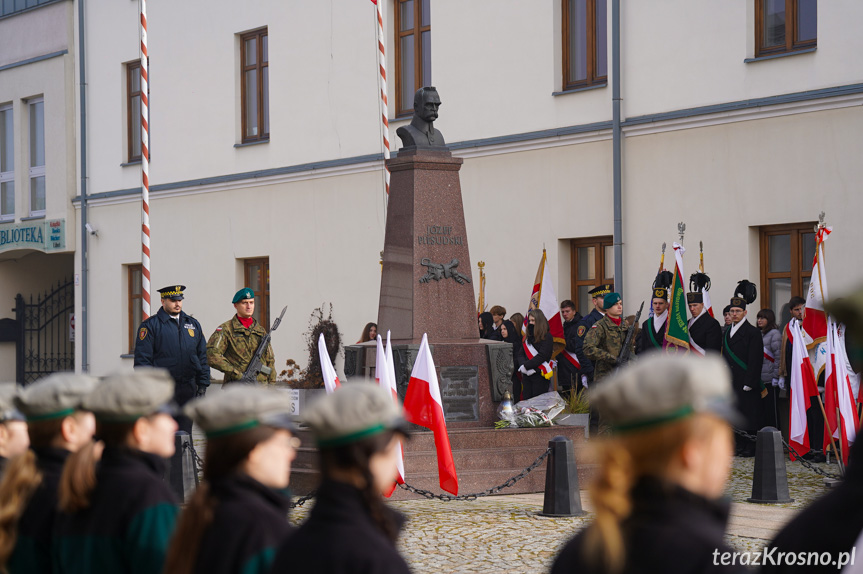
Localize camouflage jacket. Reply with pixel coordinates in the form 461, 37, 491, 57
583, 316, 635, 382
206, 316, 275, 383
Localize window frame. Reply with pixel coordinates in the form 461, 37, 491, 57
755, 0, 817, 58
128, 264, 143, 352
562, 0, 607, 91
27, 97, 45, 217
126, 60, 142, 163
240, 27, 269, 144
244, 257, 270, 329
0, 103, 13, 222
395, 0, 431, 118
759, 222, 816, 324
570, 236, 614, 316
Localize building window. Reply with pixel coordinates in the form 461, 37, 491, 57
570, 236, 614, 315
126, 61, 142, 162
240, 28, 269, 144
128, 264, 142, 352
0, 104, 13, 222
562, 0, 607, 90
759, 223, 816, 325
28, 98, 45, 217
395, 0, 431, 117
244, 257, 270, 328
756, 0, 816, 58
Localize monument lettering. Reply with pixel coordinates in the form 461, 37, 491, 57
439, 366, 479, 422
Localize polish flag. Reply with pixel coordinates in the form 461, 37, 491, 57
318, 333, 341, 394
403, 333, 458, 495
378, 332, 405, 496
703, 289, 714, 319
802, 226, 832, 349
823, 319, 857, 465
788, 320, 820, 458
523, 249, 565, 350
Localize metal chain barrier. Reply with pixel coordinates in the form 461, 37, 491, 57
184, 440, 205, 479
289, 491, 317, 509
733, 428, 841, 480
397, 447, 552, 501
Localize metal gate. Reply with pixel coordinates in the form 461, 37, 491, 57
15, 279, 74, 384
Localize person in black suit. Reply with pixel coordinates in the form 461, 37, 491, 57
637, 287, 669, 355
721, 283, 763, 457
686, 291, 722, 354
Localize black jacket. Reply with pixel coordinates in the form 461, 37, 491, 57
559, 318, 581, 388
7, 447, 70, 573
134, 307, 209, 405
551, 477, 745, 574
722, 320, 764, 431
637, 315, 667, 355
54, 447, 180, 574
194, 474, 294, 574
270, 480, 410, 574
689, 312, 723, 354
575, 309, 604, 378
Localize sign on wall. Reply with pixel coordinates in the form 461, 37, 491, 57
0, 219, 65, 253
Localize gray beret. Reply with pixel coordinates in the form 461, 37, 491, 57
185, 386, 297, 438
302, 381, 409, 448
15, 373, 99, 421
591, 353, 743, 433
83, 369, 175, 422
0, 383, 25, 422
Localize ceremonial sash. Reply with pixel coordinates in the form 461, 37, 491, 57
723, 330, 747, 371
690, 337, 706, 357
523, 340, 556, 379
763, 346, 775, 363
647, 318, 662, 349
562, 349, 580, 369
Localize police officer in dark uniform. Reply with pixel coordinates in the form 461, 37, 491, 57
134, 285, 209, 434
574, 284, 613, 388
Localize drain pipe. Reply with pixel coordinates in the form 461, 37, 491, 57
611, 0, 623, 300
78, 0, 89, 372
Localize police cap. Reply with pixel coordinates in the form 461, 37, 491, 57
158, 285, 185, 301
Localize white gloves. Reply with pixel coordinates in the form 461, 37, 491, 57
581, 375, 589, 389
778, 377, 786, 390
771, 378, 779, 387
743, 385, 752, 392
518, 365, 528, 375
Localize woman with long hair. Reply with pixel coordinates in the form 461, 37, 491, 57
517, 309, 554, 400
551, 354, 745, 574
498, 320, 523, 402
163, 386, 299, 574
0, 373, 97, 573
757, 308, 782, 429
54, 369, 180, 574
478, 312, 494, 339
270, 381, 411, 573
357, 322, 377, 344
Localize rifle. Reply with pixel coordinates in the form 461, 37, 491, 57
617, 301, 644, 367
239, 306, 287, 384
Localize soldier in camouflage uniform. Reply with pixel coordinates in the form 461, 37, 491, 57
207, 288, 276, 385
584, 292, 635, 383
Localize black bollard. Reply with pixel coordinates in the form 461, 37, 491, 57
540, 436, 585, 517
166, 431, 199, 503
747, 427, 794, 504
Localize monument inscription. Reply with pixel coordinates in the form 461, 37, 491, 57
439, 366, 479, 422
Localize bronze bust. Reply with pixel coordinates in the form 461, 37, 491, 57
396, 87, 447, 150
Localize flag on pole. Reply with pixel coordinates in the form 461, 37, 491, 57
403, 333, 458, 495
664, 242, 690, 351
788, 319, 820, 458
318, 333, 341, 394
375, 334, 387, 386
381, 331, 405, 496
802, 225, 832, 349
523, 249, 565, 352
823, 319, 857, 465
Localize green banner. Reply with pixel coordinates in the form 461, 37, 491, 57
665, 251, 690, 350
0, 219, 65, 253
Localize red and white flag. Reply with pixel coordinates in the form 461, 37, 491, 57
318, 333, 342, 394
823, 319, 857, 465
788, 320, 820, 458
379, 331, 405, 496
802, 226, 832, 349
403, 333, 458, 495
523, 249, 565, 349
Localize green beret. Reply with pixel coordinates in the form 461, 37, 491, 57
185, 386, 297, 438
83, 368, 175, 422
15, 373, 99, 421
232, 288, 255, 304
604, 292, 622, 309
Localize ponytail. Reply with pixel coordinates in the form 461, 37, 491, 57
0, 451, 42, 569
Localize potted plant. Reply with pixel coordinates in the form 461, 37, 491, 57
554, 388, 591, 438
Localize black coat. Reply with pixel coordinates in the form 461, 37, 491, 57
193, 474, 294, 574
722, 320, 764, 431
517, 333, 554, 399
637, 316, 667, 355
134, 307, 209, 406
575, 310, 604, 378
270, 480, 410, 574
762, 438, 863, 573
551, 477, 745, 574
559, 318, 581, 389
689, 312, 723, 354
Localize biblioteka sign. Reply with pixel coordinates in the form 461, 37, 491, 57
0, 219, 65, 253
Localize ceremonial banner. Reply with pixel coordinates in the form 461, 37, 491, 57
803, 226, 832, 349
523, 250, 565, 352
379, 332, 405, 496
318, 333, 341, 394
664, 242, 690, 351
789, 320, 819, 458
824, 319, 857, 465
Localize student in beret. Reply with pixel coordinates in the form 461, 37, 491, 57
0, 373, 97, 573
270, 382, 412, 574
163, 386, 299, 574
207, 288, 276, 386
55, 369, 180, 574
551, 354, 746, 574
0, 383, 29, 476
